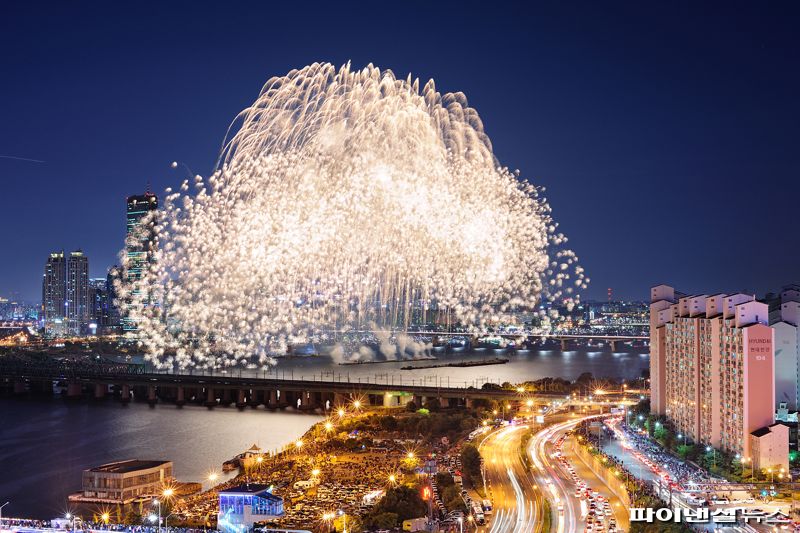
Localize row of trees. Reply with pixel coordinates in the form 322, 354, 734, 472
630, 400, 765, 481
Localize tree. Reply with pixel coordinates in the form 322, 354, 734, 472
425, 398, 441, 411
371, 485, 427, 522
461, 444, 482, 484
123, 510, 142, 525
365, 512, 398, 529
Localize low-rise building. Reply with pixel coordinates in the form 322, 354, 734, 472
78, 460, 172, 504
218, 484, 284, 533
750, 423, 790, 472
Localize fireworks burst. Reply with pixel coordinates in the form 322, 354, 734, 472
121, 62, 587, 369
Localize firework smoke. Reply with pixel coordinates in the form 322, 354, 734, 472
120, 62, 588, 369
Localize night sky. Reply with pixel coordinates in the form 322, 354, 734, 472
1, 1, 798, 302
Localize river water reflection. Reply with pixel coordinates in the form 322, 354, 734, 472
0, 346, 647, 518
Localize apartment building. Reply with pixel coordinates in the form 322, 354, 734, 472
650, 285, 778, 460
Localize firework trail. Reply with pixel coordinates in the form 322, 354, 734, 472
120, 62, 588, 369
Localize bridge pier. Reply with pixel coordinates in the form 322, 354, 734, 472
560, 339, 568, 350
299, 391, 314, 411
176, 386, 186, 406
204, 387, 216, 408
147, 385, 157, 405
66, 381, 83, 400
267, 389, 278, 409
120, 384, 130, 403
14, 380, 27, 395
236, 389, 247, 409
383, 393, 398, 408
333, 392, 347, 407
609, 340, 617, 351
94, 383, 107, 400
439, 397, 450, 409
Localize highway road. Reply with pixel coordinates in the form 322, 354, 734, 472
479, 424, 543, 533
528, 414, 629, 533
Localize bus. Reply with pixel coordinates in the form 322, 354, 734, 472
481, 499, 493, 515
471, 502, 485, 525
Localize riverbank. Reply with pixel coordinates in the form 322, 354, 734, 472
173, 405, 490, 530
0, 397, 321, 518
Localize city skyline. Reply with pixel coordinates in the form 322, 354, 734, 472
2, 2, 800, 301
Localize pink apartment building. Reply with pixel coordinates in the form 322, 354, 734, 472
649, 285, 780, 462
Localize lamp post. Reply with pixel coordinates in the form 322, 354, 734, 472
337, 510, 347, 533
706, 446, 716, 469
153, 499, 162, 533
0, 501, 9, 528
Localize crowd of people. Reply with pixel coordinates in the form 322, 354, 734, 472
0, 517, 212, 533
172, 421, 433, 530
606, 417, 712, 488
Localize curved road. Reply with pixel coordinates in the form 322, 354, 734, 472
529, 415, 630, 533
479, 424, 543, 533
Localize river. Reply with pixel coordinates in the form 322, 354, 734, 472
0, 346, 647, 518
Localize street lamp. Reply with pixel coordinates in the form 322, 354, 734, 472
0, 502, 9, 528
337, 510, 348, 533
678, 433, 686, 446
742, 456, 752, 480
706, 446, 716, 469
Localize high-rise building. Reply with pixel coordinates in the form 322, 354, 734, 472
42, 251, 67, 337
123, 192, 158, 333
66, 250, 89, 336
766, 285, 800, 411
649, 285, 781, 465
42, 250, 89, 337
88, 277, 107, 335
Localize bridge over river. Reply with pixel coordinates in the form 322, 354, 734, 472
0, 356, 587, 411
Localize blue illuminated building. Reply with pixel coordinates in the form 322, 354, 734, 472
217, 484, 283, 533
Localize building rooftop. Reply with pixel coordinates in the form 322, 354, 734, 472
219, 484, 281, 500
88, 460, 170, 474
751, 422, 790, 438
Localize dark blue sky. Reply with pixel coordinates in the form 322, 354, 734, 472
2, 1, 798, 301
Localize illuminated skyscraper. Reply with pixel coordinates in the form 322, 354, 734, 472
123, 192, 158, 333
42, 251, 67, 337
65, 250, 89, 335
42, 250, 89, 337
